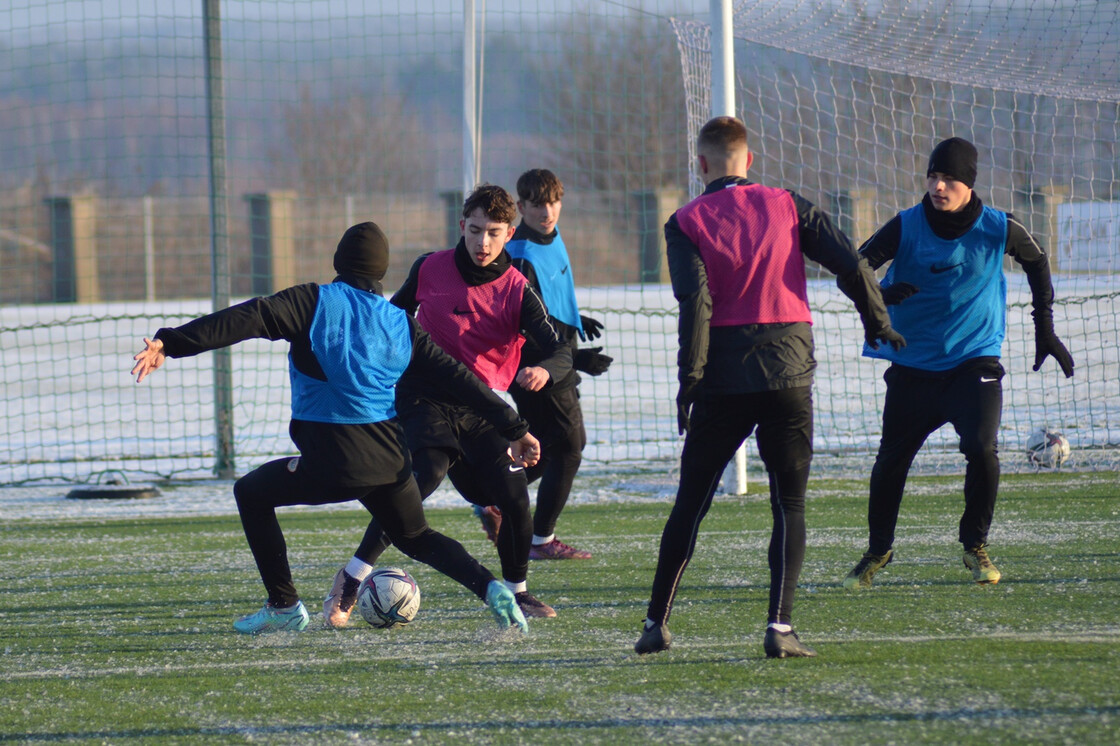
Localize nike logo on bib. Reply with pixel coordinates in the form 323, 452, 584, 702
930, 263, 964, 274
453, 307, 477, 315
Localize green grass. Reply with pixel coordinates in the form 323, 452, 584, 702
2, 471, 1119, 744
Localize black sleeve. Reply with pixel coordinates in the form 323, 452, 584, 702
787, 191, 894, 338
518, 283, 573, 386
390, 255, 428, 315
664, 210, 710, 389
1005, 212, 1055, 317
154, 284, 319, 358
405, 317, 529, 441
858, 215, 903, 271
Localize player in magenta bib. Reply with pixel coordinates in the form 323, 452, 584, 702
635, 116, 904, 659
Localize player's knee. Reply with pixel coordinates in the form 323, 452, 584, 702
959, 435, 998, 461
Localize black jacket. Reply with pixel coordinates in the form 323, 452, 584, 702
665, 175, 892, 395
154, 279, 528, 488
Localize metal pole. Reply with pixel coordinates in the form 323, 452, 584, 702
711, 0, 735, 117
143, 195, 155, 302
463, 0, 477, 196
203, 0, 236, 478
712, 0, 747, 494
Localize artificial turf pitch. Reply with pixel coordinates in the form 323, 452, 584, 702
1, 471, 1118, 744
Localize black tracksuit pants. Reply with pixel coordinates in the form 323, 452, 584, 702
867, 359, 1004, 555
645, 386, 813, 627
354, 413, 533, 585
509, 383, 587, 538
233, 456, 494, 608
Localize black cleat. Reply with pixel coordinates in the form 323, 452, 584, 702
764, 628, 817, 659
634, 622, 671, 655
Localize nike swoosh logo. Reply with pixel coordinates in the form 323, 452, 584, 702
508, 464, 524, 473
930, 263, 964, 274
561, 266, 569, 274
980, 376, 999, 383
452, 307, 477, 315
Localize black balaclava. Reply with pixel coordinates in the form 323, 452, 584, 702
333, 222, 389, 291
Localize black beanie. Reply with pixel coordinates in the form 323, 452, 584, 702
927, 137, 978, 188
333, 222, 389, 281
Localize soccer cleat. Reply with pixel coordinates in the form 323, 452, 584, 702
842, 549, 894, 589
486, 580, 529, 633
473, 504, 502, 544
233, 601, 310, 634
515, 591, 557, 618
634, 621, 671, 655
529, 538, 592, 560
963, 543, 1001, 584
323, 568, 360, 628
764, 628, 817, 659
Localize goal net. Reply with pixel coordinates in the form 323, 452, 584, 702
670, 1, 1120, 473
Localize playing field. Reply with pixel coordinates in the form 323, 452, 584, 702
1, 469, 1118, 744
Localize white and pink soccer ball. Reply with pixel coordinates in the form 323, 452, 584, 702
1026, 427, 1071, 469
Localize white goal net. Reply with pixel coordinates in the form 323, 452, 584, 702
670, 0, 1120, 472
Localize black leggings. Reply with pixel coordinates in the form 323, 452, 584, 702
645, 387, 813, 627
233, 457, 494, 607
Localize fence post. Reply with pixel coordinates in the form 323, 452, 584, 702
245, 191, 298, 294
1015, 185, 1069, 271
44, 195, 100, 303
828, 188, 879, 248
633, 188, 684, 283
440, 190, 465, 249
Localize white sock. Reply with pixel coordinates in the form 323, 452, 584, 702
768, 622, 792, 633
532, 534, 555, 546
345, 557, 374, 582
502, 579, 527, 594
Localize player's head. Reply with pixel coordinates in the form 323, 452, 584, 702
696, 116, 753, 184
460, 183, 517, 267
516, 169, 564, 236
926, 137, 977, 213
334, 221, 389, 286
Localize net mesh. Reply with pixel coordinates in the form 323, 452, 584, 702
671, 0, 1120, 473
0, 1, 1116, 484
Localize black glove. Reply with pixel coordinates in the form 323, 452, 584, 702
573, 347, 612, 376
580, 315, 604, 341
676, 381, 699, 436
881, 282, 919, 306
865, 325, 907, 351
1033, 323, 1075, 378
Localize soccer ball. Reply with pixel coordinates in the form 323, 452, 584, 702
1026, 427, 1071, 469
355, 567, 421, 629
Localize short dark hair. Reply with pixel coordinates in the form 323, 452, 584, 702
462, 183, 517, 224
697, 116, 749, 156
516, 169, 564, 204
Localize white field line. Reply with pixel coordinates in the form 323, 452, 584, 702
7, 628, 1120, 681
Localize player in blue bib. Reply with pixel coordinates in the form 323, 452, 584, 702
841, 137, 1075, 590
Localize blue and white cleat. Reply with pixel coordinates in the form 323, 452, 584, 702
485, 581, 529, 634
233, 601, 310, 634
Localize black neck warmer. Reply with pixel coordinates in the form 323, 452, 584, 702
514, 221, 557, 245
922, 192, 984, 240
453, 237, 512, 286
